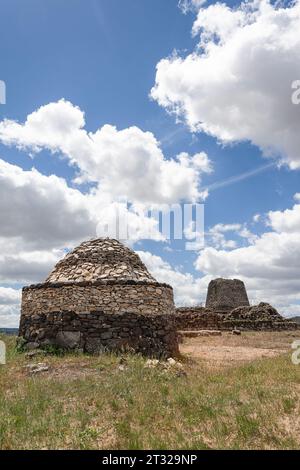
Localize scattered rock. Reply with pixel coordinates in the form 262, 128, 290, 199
23, 363, 49, 375
45, 238, 157, 284
167, 357, 183, 369
144, 359, 160, 369
175, 300, 299, 332
226, 303, 299, 330
229, 303, 283, 321
144, 357, 184, 372
232, 329, 241, 335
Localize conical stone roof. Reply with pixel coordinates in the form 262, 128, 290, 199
45, 238, 156, 284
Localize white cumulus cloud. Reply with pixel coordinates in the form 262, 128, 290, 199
0, 158, 165, 285
196, 195, 300, 316
0, 100, 211, 204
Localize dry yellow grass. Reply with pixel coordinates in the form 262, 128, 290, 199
0, 331, 300, 450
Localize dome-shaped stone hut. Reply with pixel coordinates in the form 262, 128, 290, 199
19, 238, 178, 357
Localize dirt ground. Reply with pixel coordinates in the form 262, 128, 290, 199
180, 330, 300, 369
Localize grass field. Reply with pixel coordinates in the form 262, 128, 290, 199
0, 332, 300, 450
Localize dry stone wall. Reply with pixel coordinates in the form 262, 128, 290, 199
175, 307, 221, 330
19, 280, 177, 357
206, 278, 250, 313
222, 302, 299, 330
21, 281, 174, 318
228, 302, 283, 321
175, 303, 299, 331
19, 309, 179, 358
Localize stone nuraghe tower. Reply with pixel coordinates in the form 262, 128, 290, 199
205, 278, 250, 314
19, 238, 178, 358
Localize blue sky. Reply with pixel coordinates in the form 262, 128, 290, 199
0, 0, 300, 326
1, 0, 297, 214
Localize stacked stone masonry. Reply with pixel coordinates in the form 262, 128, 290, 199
175, 303, 298, 331
19, 309, 178, 358
175, 307, 220, 330
21, 282, 174, 318
45, 238, 156, 284
19, 238, 179, 358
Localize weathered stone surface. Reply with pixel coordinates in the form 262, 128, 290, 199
45, 238, 156, 284
24, 363, 49, 374
25, 349, 47, 359
55, 331, 82, 349
85, 337, 105, 354
228, 302, 281, 321
19, 238, 178, 358
175, 303, 298, 331
175, 307, 220, 330
222, 303, 298, 330
24, 342, 40, 351
19, 310, 179, 358
206, 278, 250, 313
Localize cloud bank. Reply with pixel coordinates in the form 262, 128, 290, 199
152, 0, 300, 168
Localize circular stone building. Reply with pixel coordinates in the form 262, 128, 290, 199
205, 278, 250, 314
19, 238, 178, 357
